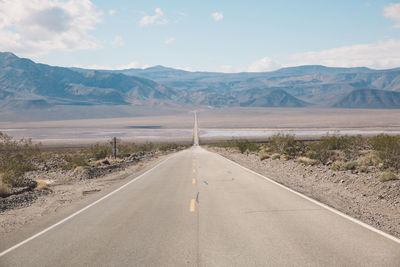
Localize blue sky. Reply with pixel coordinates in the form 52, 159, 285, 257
1, 0, 400, 72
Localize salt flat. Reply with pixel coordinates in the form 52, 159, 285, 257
1, 108, 400, 146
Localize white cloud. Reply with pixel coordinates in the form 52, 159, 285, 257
139, 8, 168, 26
212, 12, 223, 21
0, 0, 102, 57
110, 35, 124, 47
282, 39, 400, 69
246, 39, 400, 72
383, 3, 400, 28
108, 9, 116, 16
74, 60, 144, 70
248, 57, 281, 72
175, 11, 188, 17
219, 65, 235, 73
164, 37, 175, 45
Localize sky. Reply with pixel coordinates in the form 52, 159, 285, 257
1, 0, 400, 72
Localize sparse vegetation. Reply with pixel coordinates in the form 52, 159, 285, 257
0, 131, 185, 200
0, 132, 40, 188
258, 152, 270, 161
0, 174, 10, 197
62, 154, 89, 170
369, 134, 400, 169
158, 143, 179, 152
212, 133, 400, 182
267, 134, 304, 159
379, 169, 398, 182
90, 143, 111, 160
214, 139, 259, 154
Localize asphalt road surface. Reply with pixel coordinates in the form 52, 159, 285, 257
1, 113, 399, 266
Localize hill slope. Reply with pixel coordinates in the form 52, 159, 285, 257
0, 52, 175, 109
238, 89, 310, 107
332, 89, 400, 109
93, 65, 400, 107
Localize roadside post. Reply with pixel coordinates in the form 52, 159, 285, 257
113, 137, 117, 159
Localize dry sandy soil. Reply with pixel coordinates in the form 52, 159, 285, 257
209, 147, 400, 239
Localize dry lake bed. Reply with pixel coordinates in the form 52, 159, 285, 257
1, 108, 400, 146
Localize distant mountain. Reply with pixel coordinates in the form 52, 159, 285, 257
1, 51, 400, 121
0, 52, 176, 109
239, 89, 310, 107
83, 64, 400, 107
332, 89, 400, 109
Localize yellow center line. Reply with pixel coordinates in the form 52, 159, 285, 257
192, 178, 196, 184
190, 199, 196, 212
193, 169, 196, 173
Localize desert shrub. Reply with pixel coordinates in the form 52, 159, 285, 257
35, 180, 48, 190
138, 142, 155, 152
358, 152, 380, 167
342, 161, 358, 170
236, 140, 259, 153
267, 134, 305, 158
331, 161, 343, 171
306, 135, 367, 164
0, 132, 40, 187
258, 152, 270, 161
296, 157, 319, 166
369, 134, 400, 169
0, 174, 10, 197
90, 143, 111, 160
215, 139, 259, 154
307, 142, 335, 164
379, 169, 398, 182
271, 153, 281, 159
158, 143, 179, 152
62, 154, 89, 170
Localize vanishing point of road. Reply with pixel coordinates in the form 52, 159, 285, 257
1, 112, 399, 266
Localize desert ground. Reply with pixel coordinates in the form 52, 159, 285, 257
1, 108, 400, 146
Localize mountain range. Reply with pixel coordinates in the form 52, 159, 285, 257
1, 52, 400, 119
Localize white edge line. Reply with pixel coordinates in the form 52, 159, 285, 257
209, 148, 400, 245
0, 150, 184, 257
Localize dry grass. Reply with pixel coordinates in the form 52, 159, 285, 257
73, 166, 88, 173
95, 160, 103, 167
296, 157, 319, 166
258, 152, 270, 161
35, 180, 48, 190
379, 170, 399, 182
0, 174, 10, 197
280, 154, 290, 161
271, 153, 281, 160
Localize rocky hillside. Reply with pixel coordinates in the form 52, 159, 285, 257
98, 65, 400, 107
333, 89, 400, 109
0, 52, 176, 109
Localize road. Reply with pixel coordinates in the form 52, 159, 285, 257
193, 110, 199, 146
1, 114, 399, 266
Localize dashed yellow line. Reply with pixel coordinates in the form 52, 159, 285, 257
192, 178, 196, 184
190, 199, 196, 212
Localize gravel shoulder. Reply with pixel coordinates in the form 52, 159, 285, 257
208, 147, 400, 239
